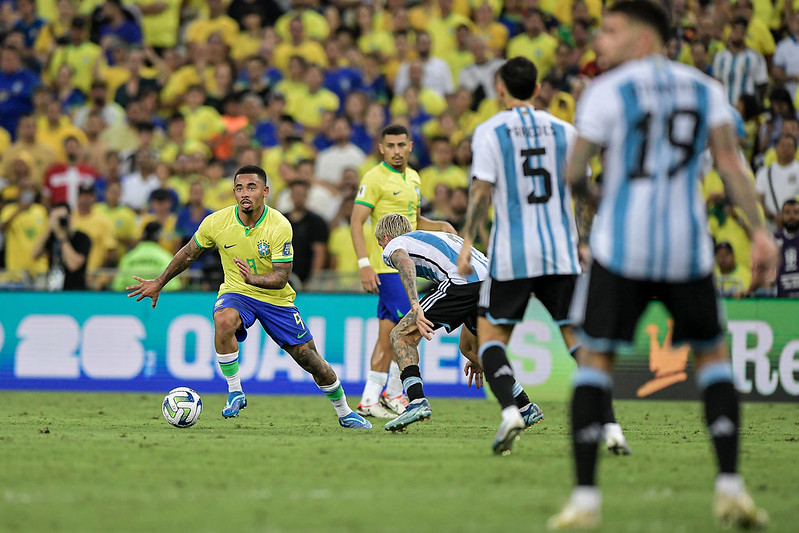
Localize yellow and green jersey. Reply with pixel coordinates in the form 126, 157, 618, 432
355, 161, 422, 274
194, 205, 296, 306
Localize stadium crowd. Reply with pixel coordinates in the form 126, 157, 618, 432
0, 0, 797, 297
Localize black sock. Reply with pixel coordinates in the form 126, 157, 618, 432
514, 386, 531, 409
600, 392, 617, 425
572, 385, 605, 486
480, 343, 516, 409
400, 365, 425, 403
703, 381, 739, 474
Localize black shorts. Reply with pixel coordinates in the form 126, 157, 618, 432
570, 261, 724, 352
478, 275, 577, 325
420, 280, 480, 335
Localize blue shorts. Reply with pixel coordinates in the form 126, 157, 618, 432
213, 293, 313, 348
377, 273, 411, 323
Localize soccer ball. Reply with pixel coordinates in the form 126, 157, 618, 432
162, 387, 203, 428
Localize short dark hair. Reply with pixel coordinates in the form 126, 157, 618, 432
730, 17, 749, 30
142, 221, 162, 242
778, 133, 798, 148
608, 0, 671, 45
715, 241, 734, 253
783, 198, 799, 210
234, 165, 268, 186
381, 123, 410, 139
499, 57, 538, 101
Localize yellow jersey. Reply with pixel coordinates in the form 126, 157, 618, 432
355, 161, 422, 274
71, 209, 117, 272
0, 203, 49, 280
194, 205, 297, 307
95, 203, 138, 259
419, 165, 468, 200
507, 33, 558, 82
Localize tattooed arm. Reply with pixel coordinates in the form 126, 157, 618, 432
567, 137, 602, 244
391, 248, 435, 340
127, 238, 204, 308
234, 259, 292, 290
457, 178, 491, 277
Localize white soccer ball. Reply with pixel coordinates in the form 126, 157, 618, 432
162, 387, 203, 428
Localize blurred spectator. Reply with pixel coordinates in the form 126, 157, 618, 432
133, 0, 181, 50
235, 54, 282, 101
74, 79, 125, 129
138, 187, 180, 254
427, 0, 472, 59
95, 179, 137, 259
251, 91, 284, 148
755, 133, 799, 227
185, 0, 239, 48
0, 176, 48, 282
203, 159, 235, 211
98, 0, 143, 58
537, 75, 576, 124
112, 221, 182, 292
53, 64, 86, 115
47, 17, 105, 95
43, 136, 99, 209
732, 0, 775, 60
261, 115, 314, 197
773, 12, 799, 98
472, 1, 508, 57
355, 4, 395, 61
230, 10, 265, 64
82, 111, 110, 174
176, 180, 212, 245
113, 47, 160, 108
360, 52, 389, 105
712, 18, 768, 106
284, 179, 328, 284
228, 0, 282, 30
445, 24, 475, 82
274, 17, 326, 72
758, 87, 796, 154
507, 9, 556, 82
292, 63, 339, 133
316, 116, 366, 185
275, 0, 330, 43
323, 39, 363, 105
327, 194, 370, 274
0, 45, 38, 140
181, 84, 226, 143
32, 202, 91, 291
390, 62, 447, 118
394, 30, 454, 98
36, 99, 88, 160
99, 96, 147, 152
12, 0, 46, 50
458, 37, 504, 109
1, 115, 57, 187
419, 136, 467, 201
714, 241, 751, 298
71, 182, 117, 286
120, 148, 159, 211
775, 199, 799, 298
33, 0, 75, 67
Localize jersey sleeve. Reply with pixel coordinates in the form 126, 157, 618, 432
381, 238, 404, 269
470, 122, 500, 184
271, 217, 294, 263
355, 170, 381, 209
705, 80, 734, 130
193, 212, 216, 249
575, 80, 615, 145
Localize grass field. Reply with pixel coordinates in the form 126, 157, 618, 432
0, 392, 796, 533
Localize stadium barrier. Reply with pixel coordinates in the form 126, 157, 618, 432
0, 293, 796, 401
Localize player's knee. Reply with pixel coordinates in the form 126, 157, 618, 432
213, 309, 240, 338
389, 325, 404, 348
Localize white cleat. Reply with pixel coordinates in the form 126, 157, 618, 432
380, 391, 408, 415
603, 423, 631, 455
548, 488, 601, 530
356, 402, 395, 418
714, 489, 768, 530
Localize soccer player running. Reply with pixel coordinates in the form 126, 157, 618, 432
127, 165, 372, 430
456, 57, 626, 456
352, 124, 456, 418
549, 2, 775, 529
373, 213, 544, 432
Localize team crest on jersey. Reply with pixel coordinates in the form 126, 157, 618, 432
257, 240, 270, 258
283, 242, 292, 256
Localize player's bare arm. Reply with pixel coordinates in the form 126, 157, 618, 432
127, 238, 203, 308
568, 137, 602, 243
710, 123, 779, 285
417, 212, 456, 234
391, 248, 435, 340
234, 258, 292, 289
350, 202, 380, 293
457, 179, 491, 276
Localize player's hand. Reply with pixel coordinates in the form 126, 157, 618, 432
234, 257, 255, 285
359, 264, 380, 294
440, 221, 457, 234
126, 276, 164, 309
457, 246, 473, 277
578, 242, 592, 270
412, 303, 435, 340
464, 361, 484, 389
750, 228, 778, 289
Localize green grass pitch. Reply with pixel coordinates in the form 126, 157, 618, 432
0, 392, 796, 532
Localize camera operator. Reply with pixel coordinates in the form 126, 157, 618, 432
32, 202, 91, 290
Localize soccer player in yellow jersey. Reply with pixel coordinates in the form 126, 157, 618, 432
127, 165, 371, 430
351, 124, 456, 417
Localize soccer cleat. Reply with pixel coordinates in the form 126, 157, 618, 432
384, 398, 432, 432
714, 489, 768, 530
547, 501, 601, 530
380, 391, 409, 415
603, 423, 631, 455
356, 402, 395, 418
491, 414, 525, 456
338, 411, 373, 429
222, 391, 247, 418
520, 402, 544, 429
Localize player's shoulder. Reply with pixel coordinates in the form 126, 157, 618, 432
265, 205, 291, 229
205, 205, 236, 225
472, 109, 517, 141
533, 109, 577, 134
361, 162, 387, 182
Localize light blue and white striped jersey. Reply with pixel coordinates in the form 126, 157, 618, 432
576, 55, 733, 282
382, 230, 489, 285
471, 107, 581, 281
711, 47, 768, 106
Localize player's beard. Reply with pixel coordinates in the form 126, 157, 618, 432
784, 220, 799, 233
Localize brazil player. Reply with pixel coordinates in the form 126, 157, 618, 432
127, 165, 371, 430
351, 124, 456, 418
456, 57, 628, 456
549, 2, 776, 529
374, 213, 544, 433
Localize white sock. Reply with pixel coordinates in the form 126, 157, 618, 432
360, 371, 387, 405
501, 405, 522, 424
217, 351, 242, 393
385, 361, 403, 397
715, 473, 745, 496
571, 486, 601, 510
318, 379, 352, 418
